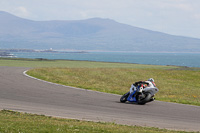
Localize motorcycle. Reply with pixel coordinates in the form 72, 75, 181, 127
120, 83, 159, 105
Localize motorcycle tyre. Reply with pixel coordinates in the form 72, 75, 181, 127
137, 93, 152, 105
120, 92, 130, 103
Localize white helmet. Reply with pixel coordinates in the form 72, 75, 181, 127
148, 78, 154, 82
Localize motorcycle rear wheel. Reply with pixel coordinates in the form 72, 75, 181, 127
137, 92, 152, 105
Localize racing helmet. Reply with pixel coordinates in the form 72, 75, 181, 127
148, 78, 154, 82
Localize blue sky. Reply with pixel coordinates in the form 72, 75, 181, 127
1, 0, 200, 39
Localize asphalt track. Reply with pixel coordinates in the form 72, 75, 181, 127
0, 66, 200, 132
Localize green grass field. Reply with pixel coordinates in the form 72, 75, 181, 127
0, 110, 195, 133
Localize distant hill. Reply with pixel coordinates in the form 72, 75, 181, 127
0, 11, 200, 52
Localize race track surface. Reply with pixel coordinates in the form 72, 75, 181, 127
0, 66, 199, 131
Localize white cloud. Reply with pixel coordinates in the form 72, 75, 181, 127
13, 6, 30, 17
80, 11, 88, 18
157, 1, 193, 12
79, 10, 104, 19
193, 14, 200, 19
175, 4, 193, 11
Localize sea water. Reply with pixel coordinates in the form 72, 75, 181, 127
12, 52, 200, 68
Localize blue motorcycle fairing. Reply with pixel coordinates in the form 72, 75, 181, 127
127, 91, 137, 102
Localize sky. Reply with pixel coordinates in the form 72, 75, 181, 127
1, 0, 200, 39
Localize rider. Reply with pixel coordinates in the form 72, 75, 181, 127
128, 78, 156, 102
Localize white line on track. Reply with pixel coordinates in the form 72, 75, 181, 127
23, 70, 121, 97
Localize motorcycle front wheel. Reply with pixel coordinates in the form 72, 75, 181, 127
137, 92, 152, 105
120, 92, 130, 103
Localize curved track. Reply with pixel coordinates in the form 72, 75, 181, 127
0, 66, 199, 131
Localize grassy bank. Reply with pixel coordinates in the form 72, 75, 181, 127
0, 110, 194, 133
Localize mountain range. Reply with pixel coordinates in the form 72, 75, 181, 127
0, 11, 200, 52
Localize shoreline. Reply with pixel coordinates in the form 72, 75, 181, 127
1, 57, 200, 69
1, 48, 200, 54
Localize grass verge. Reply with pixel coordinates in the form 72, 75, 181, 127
0, 110, 195, 133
